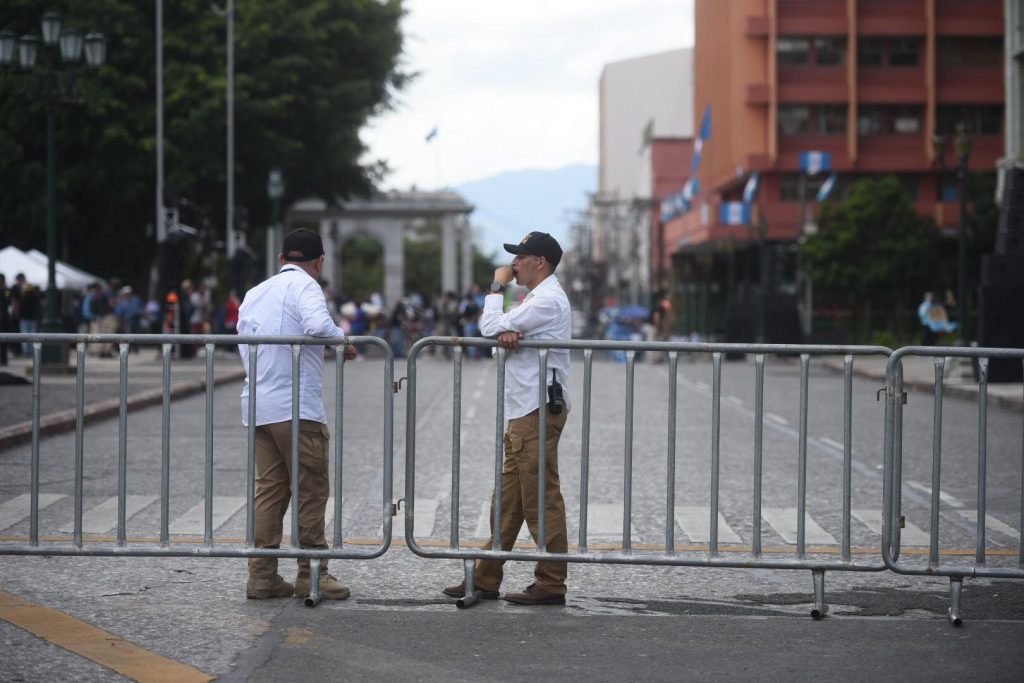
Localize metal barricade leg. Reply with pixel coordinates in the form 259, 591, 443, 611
305, 558, 323, 608
948, 577, 963, 627
457, 558, 480, 610
811, 569, 828, 620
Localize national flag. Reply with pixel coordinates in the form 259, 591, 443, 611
425, 126, 438, 143
742, 172, 761, 204
691, 104, 712, 173
816, 172, 838, 202
719, 201, 751, 226
799, 150, 831, 175
640, 118, 654, 150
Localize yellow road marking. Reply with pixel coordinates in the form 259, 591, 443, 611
0, 590, 213, 683
0, 534, 1018, 556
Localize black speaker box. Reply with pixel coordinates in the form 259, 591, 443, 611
976, 283, 1024, 382
998, 167, 1024, 255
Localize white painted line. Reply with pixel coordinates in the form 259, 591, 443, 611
907, 481, 965, 509
59, 495, 157, 534
674, 505, 742, 544
694, 381, 710, 390
586, 503, 639, 543
465, 405, 477, 422
766, 413, 789, 426
956, 510, 1020, 541
170, 496, 246, 535
393, 497, 438, 540
762, 507, 837, 546
819, 436, 846, 452
0, 494, 66, 532
281, 497, 337, 538
851, 508, 931, 547
474, 499, 531, 542
726, 396, 744, 407
471, 388, 483, 401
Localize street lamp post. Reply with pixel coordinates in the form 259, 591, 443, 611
266, 168, 284, 279
932, 121, 973, 345
0, 14, 106, 366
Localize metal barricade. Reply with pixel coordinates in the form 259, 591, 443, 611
883, 346, 1024, 625
0, 333, 393, 607
404, 336, 894, 615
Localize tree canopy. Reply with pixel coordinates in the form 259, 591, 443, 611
0, 0, 408, 290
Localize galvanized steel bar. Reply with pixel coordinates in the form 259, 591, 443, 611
74, 343, 86, 548
1021, 362, 1023, 569
578, 349, 593, 553
710, 352, 722, 557
891, 360, 904, 559
205, 343, 215, 544
29, 343, 41, 545
290, 344, 301, 547
797, 354, 810, 558
451, 346, 463, 547
976, 358, 989, 564
246, 345, 257, 545
537, 348, 549, 553
492, 348, 506, 551
623, 350, 636, 552
161, 344, 172, 546
333, 345, 345, 548
842, 355, 853, 561
665, 351, 678, 554
405, 341, 420, 545
380, 341, 394, 546
117, 343, 130, 546
929, 358, 945, 567
753, 354, 765, 558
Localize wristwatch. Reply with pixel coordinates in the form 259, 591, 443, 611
489, 282, 505, 294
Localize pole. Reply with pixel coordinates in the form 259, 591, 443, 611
267, 194, 279, 279
43, 103, 58, 335
156, 0, 165, 243
797, 173, 811, 339
226, 0, 235, 258
957, 162, 968, 345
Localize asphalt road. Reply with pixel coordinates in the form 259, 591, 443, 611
1, 350, 1022, 680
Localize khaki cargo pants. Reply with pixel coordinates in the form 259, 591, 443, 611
475, 408, 569, 595
248, 419, 331, 581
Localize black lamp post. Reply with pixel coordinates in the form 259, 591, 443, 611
266, 168, 284, 277
0, 13, 105, 365
932, 121, 973, 345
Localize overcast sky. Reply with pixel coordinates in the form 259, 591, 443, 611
361, 0, 695, 191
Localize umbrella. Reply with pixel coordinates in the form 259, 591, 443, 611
615, 305, 649, 322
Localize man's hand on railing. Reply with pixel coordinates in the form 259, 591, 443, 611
496, 331, 523, 351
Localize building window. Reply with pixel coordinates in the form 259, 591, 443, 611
897, 175, 920, 202
937, 37, 1005, 68
778, 105, 811, 135
778, 38, 810, 66
813, 37, 846, 66
937, 105, 1005, 136
779, 174, 826, 202
858, 37, 922, 67
858, 106, 922, 135
817, 105, 847, 134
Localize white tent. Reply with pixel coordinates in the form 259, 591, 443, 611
0, 245, 103, 290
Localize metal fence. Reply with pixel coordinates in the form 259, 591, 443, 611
0, 333, 394, 607
882, 346, 1024, 625
404, 336, 896, 614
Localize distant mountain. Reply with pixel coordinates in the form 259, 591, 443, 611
456, 164, 596, 260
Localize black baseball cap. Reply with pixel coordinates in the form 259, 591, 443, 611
281, 228, 324, 262
503, 231, 562, 267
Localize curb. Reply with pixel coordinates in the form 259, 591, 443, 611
0, 369, 247, 452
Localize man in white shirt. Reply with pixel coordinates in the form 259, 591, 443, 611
238, 228, 357, 600
444, 231, 572, 606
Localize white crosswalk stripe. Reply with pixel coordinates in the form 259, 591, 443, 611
0, 494, 67, 532
762, 507, 837, 545
392, 498, 438, 540
473, 499, 532, 542
674, 506, 742, 544
585, 503, 639, 543
956, 510, 1020, 541
170, 496, 247, 535
851, 508, 931, 546
58, 495, 158, 534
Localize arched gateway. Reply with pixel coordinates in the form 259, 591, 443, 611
282, 190, 475, 308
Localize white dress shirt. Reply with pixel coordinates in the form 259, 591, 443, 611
480, 274, 571, 420
237, 265, 346, 426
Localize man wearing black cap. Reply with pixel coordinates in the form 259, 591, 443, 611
444, 231, 573, 606
237, 228, 357, 600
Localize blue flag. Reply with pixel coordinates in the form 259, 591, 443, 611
720, 201, 751, 226
425, 126, 438, 143
742, 172, 761, 204
816, 172, 838, 202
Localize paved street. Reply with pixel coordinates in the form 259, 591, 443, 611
1, 346, 1022, 680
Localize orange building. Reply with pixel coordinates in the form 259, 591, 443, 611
663, 0, 1004, 341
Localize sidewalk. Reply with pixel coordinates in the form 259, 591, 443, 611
0, 349, 247, 451
816, 353, 1023, 410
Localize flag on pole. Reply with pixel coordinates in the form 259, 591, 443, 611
720, 201, 751, 226
799, 150, 831, 175
425, 126, 438, 143
816, 172, 838, 202
742, 172, 761, 204
640, 118, 654, 151
691, 105, 712, 173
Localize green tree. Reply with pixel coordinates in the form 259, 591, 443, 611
801, 175, 941, 339
0, 0, 408, 290
403, 221, 497, 305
